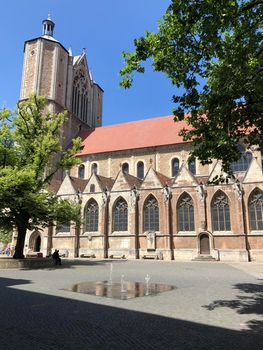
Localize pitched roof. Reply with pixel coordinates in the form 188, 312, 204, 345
79, 116, 191, 155
70, 176, 89, 192
96, 175, 115, 191
48, 179, 62, 194
123, 172, 142, 189
154, 170, 172, 187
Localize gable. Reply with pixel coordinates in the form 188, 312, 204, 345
73, 52, 92, 87
57, 174, 76, 196
172, 162, 198, 187
243, 157, 263, 183
83, 173, 103, 193
208, 161, 234, 184
111, 171, 131, 192
140, 168, 163, 190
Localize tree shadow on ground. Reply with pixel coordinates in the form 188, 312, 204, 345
0, 276, 262, 350
203, 280, 263, 333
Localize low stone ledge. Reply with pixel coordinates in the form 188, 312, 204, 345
0, 257, 53, 269
142, 254, 159, 260
80, 254, 96, 258
109, 254, 126, 259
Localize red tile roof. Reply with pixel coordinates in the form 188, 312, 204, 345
78, 116, 191, 155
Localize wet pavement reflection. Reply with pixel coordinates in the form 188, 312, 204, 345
66, 281, 176, 300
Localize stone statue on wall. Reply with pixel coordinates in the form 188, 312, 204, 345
162, 184, 171, 203
196, 182, 206, 202
101, 188, 109, 207
233, 179, 243, 200
130, 186, 139, 209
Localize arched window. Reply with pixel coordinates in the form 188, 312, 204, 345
230, 145, 252, 172
57, 222, 70, 233
137, 161, 144, 179
177, 193, 195, 231
122, 162, 129, 174
144, 195, 159, 231
78, 164, 85, 179
248, 189, 263, 231
91, 163, 98, 175
113, 198, 128, 231
212, 191, 231, 231
188, 158, 196, 175
85, 200, 99, 232
172, 158, 180, 177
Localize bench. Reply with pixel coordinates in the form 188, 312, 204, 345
80, 254, 96, 258
26, 252, 43, 258
109, 254, 126, 259
142, 254, 159, 260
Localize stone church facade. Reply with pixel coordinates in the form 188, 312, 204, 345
21, 17, 263, 262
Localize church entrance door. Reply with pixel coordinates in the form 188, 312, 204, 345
200, 233, 210, 255
34, 236, 41, 252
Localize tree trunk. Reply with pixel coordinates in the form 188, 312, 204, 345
13, 225, 27, 259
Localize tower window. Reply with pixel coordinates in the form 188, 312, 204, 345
137, 161, 144, 179
122, 163, 129, 174
78, 164, 85, 179
172, 158, 180, 177
91, 163, 98, 175
188, 158, 196, 175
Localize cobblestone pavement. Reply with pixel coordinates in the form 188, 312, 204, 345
0, 259, 262, 350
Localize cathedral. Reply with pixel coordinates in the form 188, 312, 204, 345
21, 17, 263, 262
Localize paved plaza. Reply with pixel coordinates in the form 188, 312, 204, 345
0, 259, 262, 349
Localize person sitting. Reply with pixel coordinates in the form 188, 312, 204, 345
52, 249, 61, 265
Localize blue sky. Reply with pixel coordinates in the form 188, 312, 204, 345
0, 0, 175, 126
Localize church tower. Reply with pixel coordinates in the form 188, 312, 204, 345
20, 15, 103, 148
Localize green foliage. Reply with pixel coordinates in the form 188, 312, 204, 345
120, 0, 263, 171
0, 95, 81, 257
0, 227, 12, 245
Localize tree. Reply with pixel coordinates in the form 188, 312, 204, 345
120, 0, 263, 173
0, 95, 81, 258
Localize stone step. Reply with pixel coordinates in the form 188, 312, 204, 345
192, 255, 217, 261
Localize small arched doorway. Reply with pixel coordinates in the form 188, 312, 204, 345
200, 233, 210, 255
34, 236, 41, 252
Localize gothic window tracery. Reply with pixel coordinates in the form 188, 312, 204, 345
85, 200, 99, 232
72, 67, 89, 123
177, 194, 195, 231
113, 198, 128, 231
230, 145, 252, 172
212, 191, 231, 231
144, 195, 159, 232
248, 189, 263, 231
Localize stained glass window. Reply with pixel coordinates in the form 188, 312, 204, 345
177, 194, 195, 231
144, 196, 159, 231
85, 200, 99, 232
113, 199, 128, 231
212, 192, 231, 231
249, 190, 263, 231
